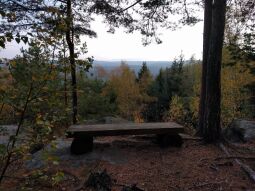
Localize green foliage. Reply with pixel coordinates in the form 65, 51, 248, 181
78, 74, 117, 120
19, 169, 65, 190
137, 62, 155, 121
0, 43, 71, 185
0, 34, 29, 48
221, 49, 255, 126
51, 171, 65, 186
181, 56, 201, 97
103, 63, 142, 121
137, 62, 152, 82
165, 54, 184, 97
165, 95, 185, 123
5, 43, 70, 128
0, 0, 202, 49
147, 54, 185, 121
164, 95, 197, 134
0, 38, 254, 188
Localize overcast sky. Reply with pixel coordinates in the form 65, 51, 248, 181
0, 17, 204, 61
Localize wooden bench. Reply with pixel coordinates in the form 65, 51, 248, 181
66, 122, 184, 155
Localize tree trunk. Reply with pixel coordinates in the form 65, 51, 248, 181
63, 39, 68, 106
198, 0, 213, 135
203, 0, 227, 142
64, 60, 68, 106
66, 0, 77, 124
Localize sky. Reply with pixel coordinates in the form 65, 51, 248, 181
0, 17, 204, 61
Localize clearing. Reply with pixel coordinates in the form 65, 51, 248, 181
1, 134, 255, 191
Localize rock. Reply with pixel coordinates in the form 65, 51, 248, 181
0, 125, 18, 136
223, 119, 255, 142
0, 125, 18, 143
26, 138, 128, 170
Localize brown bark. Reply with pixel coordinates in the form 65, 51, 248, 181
66, 0, 77, 124
203, 0, 227, 142
198, 0, 213, 135
64, 61, 68, 106
63, 39, 68, 106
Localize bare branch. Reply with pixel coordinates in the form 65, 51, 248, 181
120, 0, 143, 13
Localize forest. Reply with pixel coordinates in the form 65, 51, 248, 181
0, 0, 255, 190
1, 45, 254, 137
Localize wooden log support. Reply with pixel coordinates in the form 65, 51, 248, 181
71, 136, 93, 155
156, 134, 183, 148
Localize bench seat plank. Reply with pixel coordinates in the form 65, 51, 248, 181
67, 122, 184, 138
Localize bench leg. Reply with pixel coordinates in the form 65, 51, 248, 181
71, 136, 93, 155
156, 134, 183, 148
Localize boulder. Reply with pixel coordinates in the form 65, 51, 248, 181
223, 119, 255, 143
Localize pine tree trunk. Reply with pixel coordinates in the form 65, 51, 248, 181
66, 0, 78, 124
63, 39, 68, 106
198, 0, 213, 135
203, 0, 227, 142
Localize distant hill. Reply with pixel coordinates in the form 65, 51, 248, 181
0, 58, 172, 77
88, 60, 172, 77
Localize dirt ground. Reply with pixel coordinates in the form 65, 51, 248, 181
1, 135, 255, 191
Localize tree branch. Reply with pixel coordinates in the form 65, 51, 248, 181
215, 156, 255, 160
120, 0, 143, 13
219, 143, 255, 183
9, 0, 46, 12
0, 82, 33, 185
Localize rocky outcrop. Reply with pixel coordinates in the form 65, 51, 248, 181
223, 119, 255, 142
